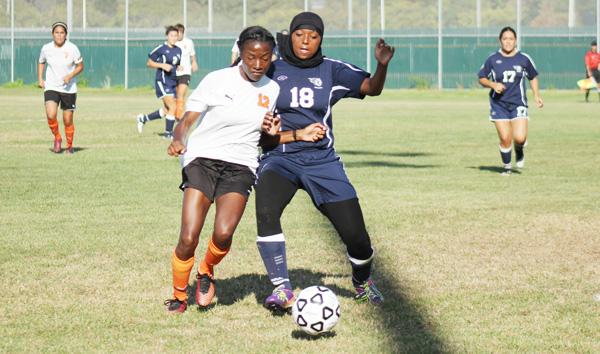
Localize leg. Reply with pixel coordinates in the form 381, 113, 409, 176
62, 109, 75, 151
162, 96, 177, 137
45, 101, 62, 152
195, 192, 248, 307
319, 198, 383, 305
175, 83, 187, 120
170, 188, 211, 304
255, 170, 298, 312
494, 120, 513, 172
585, 89, 590, 102
511, 118, 528, 168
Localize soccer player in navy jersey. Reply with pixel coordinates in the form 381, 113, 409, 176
136, 26, 182, 139
255, 12, 395, 312
478, 26, 543, 174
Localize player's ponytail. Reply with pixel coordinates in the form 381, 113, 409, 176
237, 26, 276, 54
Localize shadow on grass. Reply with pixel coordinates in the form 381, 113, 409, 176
291, 330, 337, 340
47, 146, 87, 154
344, 161, 439, 169
470, 165, 521, 174
337, 150, 433, 158
187, 269, 355, 307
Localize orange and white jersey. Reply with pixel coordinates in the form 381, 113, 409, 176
183, 66, 280, 171
175, 37, 196, 76
38, 40, 82, 94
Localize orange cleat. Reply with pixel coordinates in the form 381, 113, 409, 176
196, 273, 216, 308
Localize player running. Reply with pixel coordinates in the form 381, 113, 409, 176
37, 21, 84, 154
255, 12, 395, 313
136, 26, 182, 139
174, 23, 198, 119
478, 26, 543, 174
584, 40, 600, 102
163, 26, 324, 313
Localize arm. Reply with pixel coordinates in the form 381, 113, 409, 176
37, 62, 45, 88
167, 111, 202, 156
147, 58, 172, 72
259, 112, 327, 148
359, 38, 395, 96
64, 62, 84, 85
479, 77, 505, 94
191, 54, 198, 72
529, 77, 543, 108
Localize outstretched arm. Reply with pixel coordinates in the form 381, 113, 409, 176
360, 38, 395, 96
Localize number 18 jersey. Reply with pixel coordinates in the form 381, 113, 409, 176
478, 50, 538, 107
265, 58, 369, 156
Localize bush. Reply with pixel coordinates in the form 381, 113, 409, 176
408, 76, 431, 89
3, 79, 24, 88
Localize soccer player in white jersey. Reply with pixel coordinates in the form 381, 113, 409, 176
163, 26, 326, 313
174, 24, 198, 119
37, 22, 84, 154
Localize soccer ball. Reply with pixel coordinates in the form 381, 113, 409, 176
292, 286, 340, 335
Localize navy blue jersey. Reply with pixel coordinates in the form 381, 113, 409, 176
478, 51, 538, 107
148, 43, 182, 84
264, 58, 369, 156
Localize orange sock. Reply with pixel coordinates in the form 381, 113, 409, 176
64, 124, 74, 148
47, 119, 61, 140
175, 98, 185, 120
199, 238, 230, 277
171, 252, 194, 301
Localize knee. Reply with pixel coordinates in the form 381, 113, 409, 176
177, 229, 199, 255
212, 227, 234, 249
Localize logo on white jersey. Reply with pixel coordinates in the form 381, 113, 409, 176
277, 75, 288, 81
308, 78, 322, 88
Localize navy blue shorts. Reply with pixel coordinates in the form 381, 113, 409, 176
155, 80, 176, 99
257, 152, 357, 207
489, 100, 528, 121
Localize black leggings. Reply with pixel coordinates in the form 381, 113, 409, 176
255, 170, 373, 261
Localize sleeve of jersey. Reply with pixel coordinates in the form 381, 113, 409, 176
477, 58, 492, 79
148, 46, 161, 61
38, 46, 46, 64
526, 58, 538, 80
185, 74, 215, 113
73, 45, 83, 64
332, 60, 369, 99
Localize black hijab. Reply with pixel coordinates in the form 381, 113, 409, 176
280, 12, 325, 68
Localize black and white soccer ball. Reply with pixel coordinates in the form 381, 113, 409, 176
292, 286, 340, 336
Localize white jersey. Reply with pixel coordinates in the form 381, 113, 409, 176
38, 40, 83, 93
175, 37, 196, 76
183, 66, 280, 171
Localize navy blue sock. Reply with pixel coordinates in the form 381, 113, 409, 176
146, 109, 162, 121
256, 233, 292, 289
499, 146, 512, 166
514, 143, 525, 162
165, 115, 175, 134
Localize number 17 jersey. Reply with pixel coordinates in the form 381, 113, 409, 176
478, 50, 538, 107
265, 58, 369, 156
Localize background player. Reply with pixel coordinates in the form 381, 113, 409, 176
255, 12, 395, 313
37, 21, 84, 154
478, 26, 543, 174
136, 26, 182, 139
584, 40, 600, 102
174, 23, 198, 119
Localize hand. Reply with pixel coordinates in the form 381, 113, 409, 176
38, 80, 45, 88
493, 82, 506, 94
167, 140, 186, 157
297, 123, 327, 142
163, 64, 173, 72
176, 65, 183, 72
261, 111, 281, 136
63, 76, 72, 85
535, 95, 544, 108
374, 38, 395, 66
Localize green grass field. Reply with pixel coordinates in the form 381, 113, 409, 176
1, 87, 599, 353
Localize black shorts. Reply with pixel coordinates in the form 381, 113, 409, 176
176, 75, 191, 86
591, 70, 600, 83
180, 157, 256, 201
44, 90, 77, 111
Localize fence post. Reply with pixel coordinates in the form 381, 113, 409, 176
10, 0, 13, 82
438, 0, 442, 89
125, 0, 129, 89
